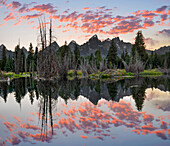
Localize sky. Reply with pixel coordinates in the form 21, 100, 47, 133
0, 0, 170, 51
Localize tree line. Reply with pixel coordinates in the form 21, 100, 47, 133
0, 28, 169, 78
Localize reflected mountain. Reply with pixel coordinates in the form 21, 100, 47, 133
0, 76, 170, 110
0, 77, 170, 145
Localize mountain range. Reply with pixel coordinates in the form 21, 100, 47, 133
0, 34, 170, 59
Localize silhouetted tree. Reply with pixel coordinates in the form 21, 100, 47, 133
4, 57, 14, 72
1, 45, 7, 70
74, 44, 80, 69
95, 50, 102, 69
34, 47, 38, 71
134, 31, 148, 62
14, 45, 20, 74
107, 41, 117, 68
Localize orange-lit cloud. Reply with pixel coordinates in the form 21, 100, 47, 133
7, 1, 21, 10
0, 99, 170, 145
80, 135, 88, 139
29, 3, 58, 15
82, 7, 90, 10
3, 121, 15, 132
3, 12, 15, 21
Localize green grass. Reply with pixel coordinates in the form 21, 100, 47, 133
140, 69, 162, 76
125, 72, 135, 76
0, 72, 30, 80
89, 73, 99, 79
77, 70, 82, 76
67, 70, 75, 77
67, 70, 83, 78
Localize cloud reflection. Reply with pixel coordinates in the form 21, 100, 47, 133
0, 98, 170, 145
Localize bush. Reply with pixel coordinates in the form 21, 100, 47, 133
101, 74, 110, 79
77, 70, 82, 76
67, 70, 74, 77
126, 72, 135, 76
89, 73, 99, 79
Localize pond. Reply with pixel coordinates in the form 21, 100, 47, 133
0, 77, 170, 146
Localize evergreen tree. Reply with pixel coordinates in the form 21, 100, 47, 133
107, 41, 117, 68
89, 53, 95, 66
27, 43, 34, 73
121, 51, 125, 61
20, 49, 26, 73
4, 57, 14, 72
1, 45, 7, 70
134, 31, 147, 62
74, 45, 80, 68
14, 45, 20, 74
153, 52, 159, 68
95, 50, 102, 69
131, 44, 136, 62
34, 47, 38, 71
58, 41, 71, 60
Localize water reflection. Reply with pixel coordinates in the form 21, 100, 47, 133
0, 77, 169, 108
0, 76, 170, 145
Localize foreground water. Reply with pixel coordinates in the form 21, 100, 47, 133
0, 77, 170, 146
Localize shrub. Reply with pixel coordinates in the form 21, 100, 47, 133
101, 74, 110, 79
67, 70, 74, 77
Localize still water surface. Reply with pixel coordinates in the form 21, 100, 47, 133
0, 77, 170, 146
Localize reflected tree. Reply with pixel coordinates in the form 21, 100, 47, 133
130, 78, 147, 111
107, 82, 117, 101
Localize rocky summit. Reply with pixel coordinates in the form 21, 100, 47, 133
0, 35, 169, 59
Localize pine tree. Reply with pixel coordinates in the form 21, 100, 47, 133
59, 41, 71, 60
5, 57, 14, 72
14, 45, 20, 74
1, 45, 7, 70
153, 52, 159, 68
121, 51, 125, 61
89, 53, 95, 66
34, 47, 38, 71
107, 41, 117, 68
27, 43, 34, 74
34, 47, 38, 63
95, 50, 102, 69
20, 49, 25, 74
74, 45, 80, 68
134, 31, 147, 62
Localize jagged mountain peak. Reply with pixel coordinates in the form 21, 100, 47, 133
69, 40, 77, 44
105, 38, 111, 42
89, 34, 98, 40
0, 44, 6, 49
69, 40, 79, 51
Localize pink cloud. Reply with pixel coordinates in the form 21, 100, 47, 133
82, 7, 90, 10
154, 5, 168, 14
7, 1, 21, 10
3, 13, 15, 21
80, 135, 88, 139
30, 3, 58, 15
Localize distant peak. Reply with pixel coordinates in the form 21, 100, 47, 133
0, 44, 6, 48
106, 38, 111, 41
70, 40, 76, 44
52, 41, 59, 46
21, 46, 26, 49
90, 34, 98, 39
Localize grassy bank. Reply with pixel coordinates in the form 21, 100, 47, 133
0, 72, 30, 81
1, 69, 163, 81
139, 69, 162, 77
89, 69, 135, 80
